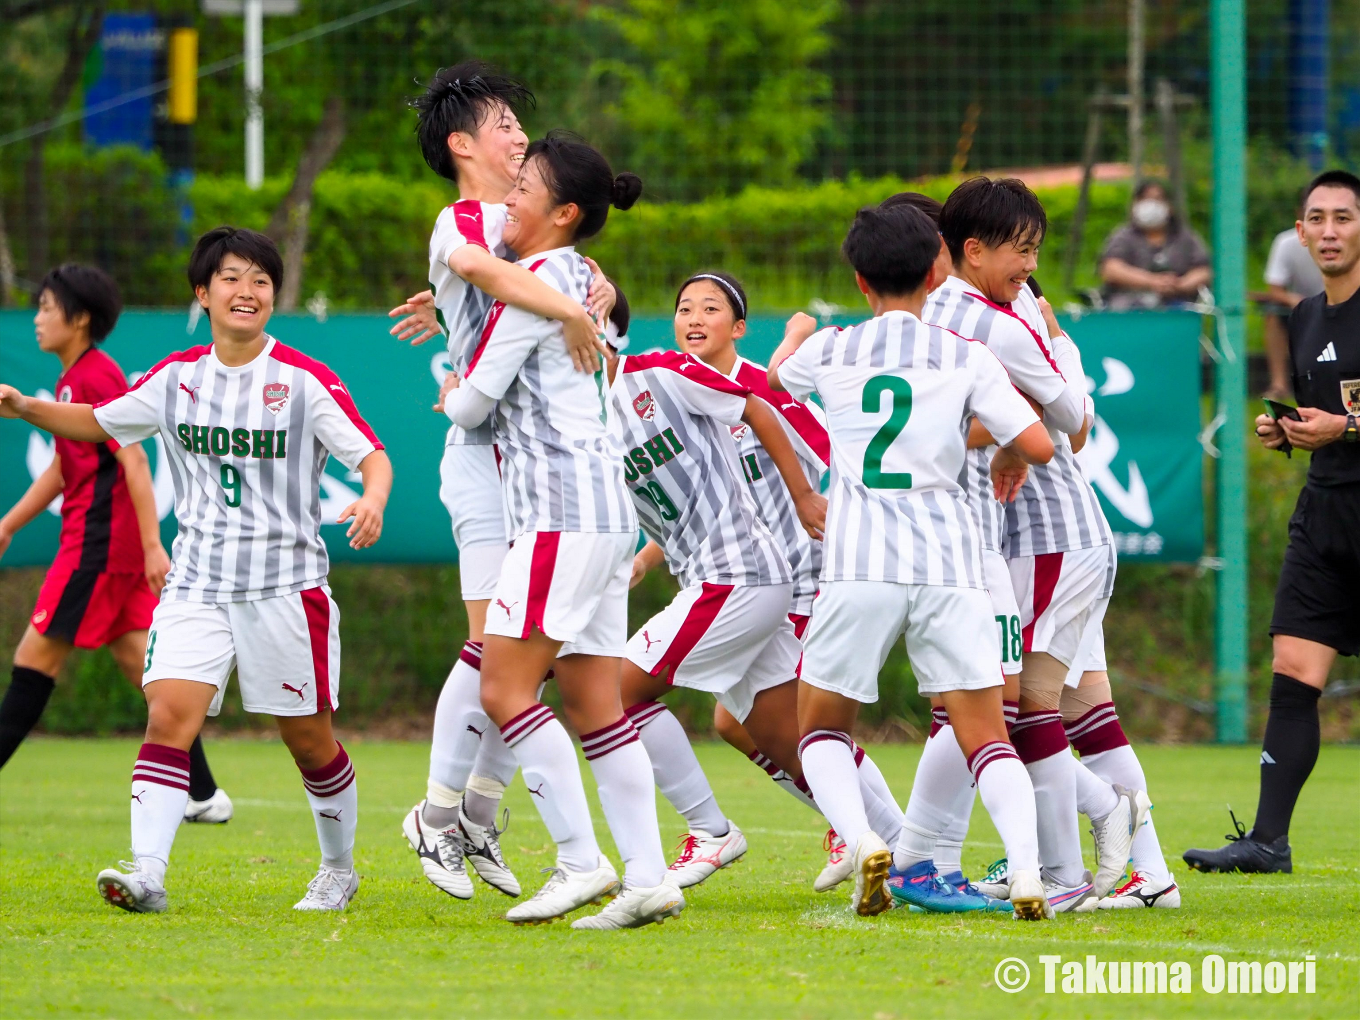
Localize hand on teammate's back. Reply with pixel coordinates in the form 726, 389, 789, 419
562, 311, 607, 374
989, 446, 1030, 503
388, 290, 442, 346
794, 491, 827, 541
583, 257, 617, 327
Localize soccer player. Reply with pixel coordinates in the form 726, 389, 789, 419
444, 133, 678, 930
389, 62, 614, 900
910, 180, 1148, 911
608, 274, 830, 890
0, 228, 392, 914
675, 270, 906, 893
770, 202, 1057, 920
0, 264, 230, 824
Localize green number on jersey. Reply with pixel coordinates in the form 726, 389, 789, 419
143, 631, 157, 672
995, 614, 1023, 662
635, 479, 679, 521
220, 464, 242, 507
861, 375, 913, 489
741, 452, 763, 483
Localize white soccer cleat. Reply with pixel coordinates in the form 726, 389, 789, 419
505, 856, 622, 925
569, 876, 685, 930
814, 828, 853, 893
850, 832, 893, 917
403, 801, 474, 900
1008, 869, 1052, 921
666, 823, 747, 889
459, 807, 521, 897
1099, 871, 1181, 909
97, 862, 167, 914
1044, 868, 1099, 913
1088, 785, 1152, 897
293, 866, 360, 911
183, 788, 234, 824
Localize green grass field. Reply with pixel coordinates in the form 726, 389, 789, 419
2, 739, 1356, 1018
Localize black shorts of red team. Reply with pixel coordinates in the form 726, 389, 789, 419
29, 348, 157, 648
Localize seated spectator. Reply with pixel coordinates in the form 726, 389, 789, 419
1099, 180, 1212, 310
1260, 209, 1324, 399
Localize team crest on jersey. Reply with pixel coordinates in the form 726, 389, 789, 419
57, 385, 72, 403
730, 423, 750, 442
1342, 378, 1360, 417
633, 390, 656, 421
262, 382, 290, 415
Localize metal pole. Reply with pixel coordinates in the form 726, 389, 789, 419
1128, 0, 1145, 185
244, 0, 264, 188
1211, 0, 1248, 744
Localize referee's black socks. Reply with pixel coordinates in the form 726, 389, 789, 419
0, 667, 56, 768
187, 734, 219, 801
1251, 672, 1322, 845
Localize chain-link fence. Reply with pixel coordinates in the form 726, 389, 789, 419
1, 0, 1357, 313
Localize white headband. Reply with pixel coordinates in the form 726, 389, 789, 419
685, 274, 746, 320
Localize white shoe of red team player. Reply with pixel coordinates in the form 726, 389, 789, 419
666, 823, 747, 889
814, 829, 853, 893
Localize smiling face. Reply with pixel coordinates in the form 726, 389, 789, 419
962, 234, 1040, 304
674, 280, 745, 369
502, 154, 579, 257
195, 255, 275, 343
33, 288, 87, 356
450, 100, 528, 195
1299, 184, 1360, 278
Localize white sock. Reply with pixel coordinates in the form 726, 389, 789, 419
901, 726, 973, 869
1025, 749, 1087, 887
581, 717, 667, 888
299, 744, 358, 872
500, 704, 601, 873
854, 744, 903, 845
892, 819, 936, 872
1082, 744, 1171, 882
130, 742, 190, 884
798, 731, 870, 848
1073, 756, 1120, 820
628, 702, 728, 837
426, 642, 489, 819
968, 741, 1040, 874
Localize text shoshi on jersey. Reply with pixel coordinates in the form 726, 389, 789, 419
176, 423, 288, 459
622, 427, 685, 482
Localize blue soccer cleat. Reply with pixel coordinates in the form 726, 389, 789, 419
940, 869, 999, 900
887, 861, 1013, 913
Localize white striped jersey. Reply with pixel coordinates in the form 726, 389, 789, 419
724, 356, 829, 614
462, 246, 636, 540
610, 351, 790, 590
776, 310, 1039, 588
1003, 287, 1113, 557
92, 336, 381, 602
429, 200, 508, 447
922, 275, 1073, 554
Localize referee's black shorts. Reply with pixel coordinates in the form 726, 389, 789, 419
1270, 482, 1360, 657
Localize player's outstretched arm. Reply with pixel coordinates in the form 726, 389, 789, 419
336, 449, 392, 550
742, 395, 827, 541
447, 245, 604, 373
0, 453, 64, 562
114, 443, 171, 592
766, 312, 821, 392
0, 386, 111, 442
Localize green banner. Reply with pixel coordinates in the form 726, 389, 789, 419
0, 307, 1202, 568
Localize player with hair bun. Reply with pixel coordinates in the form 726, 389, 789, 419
444, 133, 680, 930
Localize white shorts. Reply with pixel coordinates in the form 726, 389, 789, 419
801, 581, 1003, 702
1008, 544, 1115, 685
484, 531, 634, 657
983, 549, 1023, 676
440, 444, 508, 600
142, 588, 341, 717
626, 581, 799, 722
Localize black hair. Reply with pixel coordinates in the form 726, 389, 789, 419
1303, 168, 1360, 209
412, 60, 535, 183
608, 278, 630, 338
37, 264, 123, 343
939, 176, 1047, 263
187, 226, 283, 295
524, 131, 640, 241
881, 191, 943, 226
1133, 178, 1171, 202
842, 204, 942, 296
674, 270, 747, 321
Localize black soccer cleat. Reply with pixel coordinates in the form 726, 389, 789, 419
1182, 810, 1292, 874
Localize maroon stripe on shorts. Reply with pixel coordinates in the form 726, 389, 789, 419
651, 582, 733, 679
522, 532, 561, 640
300, 587, 333, 710
1021, 552, 1064, 653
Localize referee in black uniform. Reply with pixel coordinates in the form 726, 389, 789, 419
1184, 170, 1360, 874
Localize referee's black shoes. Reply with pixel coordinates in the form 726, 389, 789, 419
1182, 811, 1293, 874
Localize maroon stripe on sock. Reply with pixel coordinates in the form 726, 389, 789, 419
580, 716, 639, 760
1066, 703, 1130, 755
851, 741, 866, 767
459, 640, 483, 669
929, 707, 949, 738
132, 742, 191, 791
1011, 712, 1069, 763
299, 743, 354, 797
746, 749, 780, 777
793, 774, 814, 799
500, 703, 555, 747
624, 700, 667, 729
967, 740, 1020, 781
797, 729, 852, 760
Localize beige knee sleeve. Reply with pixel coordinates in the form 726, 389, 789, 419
1017, 652, 1067, 712
1060, 675, 1113, 723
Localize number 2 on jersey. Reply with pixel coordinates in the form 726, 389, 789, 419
220, 464, 242, 507
862, 375, 913, 489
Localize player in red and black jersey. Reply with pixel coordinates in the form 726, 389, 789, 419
0, 265, 229, 821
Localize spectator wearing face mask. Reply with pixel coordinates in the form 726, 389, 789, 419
1098, 180, 1212, 310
